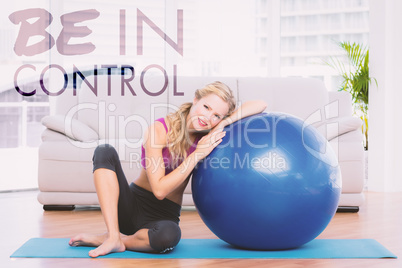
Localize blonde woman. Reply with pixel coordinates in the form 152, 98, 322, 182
69, 81, 267, 257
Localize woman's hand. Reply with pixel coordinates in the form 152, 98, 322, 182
210, 100, 267, 134
210, 119, 229, 133
194, 128, 226, 162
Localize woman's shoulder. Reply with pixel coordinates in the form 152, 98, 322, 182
155, 117, 168, 133
147, 117, 168, 132
143, 118, 168, 148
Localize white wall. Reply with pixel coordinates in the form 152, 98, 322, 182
369, 0, 402, 192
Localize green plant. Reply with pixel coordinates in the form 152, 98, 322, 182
326, 41, 377, 150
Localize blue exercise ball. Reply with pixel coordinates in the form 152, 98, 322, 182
192, 112, 342, 250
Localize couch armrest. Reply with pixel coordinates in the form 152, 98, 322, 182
313, 116, 362, 141
41, 115, 99, 142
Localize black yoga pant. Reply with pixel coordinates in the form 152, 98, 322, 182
92, 144, 182, 253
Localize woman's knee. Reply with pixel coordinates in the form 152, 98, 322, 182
94, 144, 117, 158
92, 144, 119, 171
148, 220, 181, 253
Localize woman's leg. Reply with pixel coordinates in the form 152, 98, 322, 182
79, 174, 180, 255
70, 145, 180, 256
121, 220, 181, 253
70, 144, 129, 257
121, 229, 154, 252
69, 168, 126, 257
88, 168, 126, 257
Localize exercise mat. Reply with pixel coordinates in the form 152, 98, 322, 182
11, 238, 397, 259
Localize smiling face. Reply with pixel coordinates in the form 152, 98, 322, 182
188, 93, 230, 132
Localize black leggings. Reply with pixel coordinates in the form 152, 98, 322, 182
92, 144, 182, 253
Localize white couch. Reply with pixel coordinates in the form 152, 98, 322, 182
38, 75, 365, 211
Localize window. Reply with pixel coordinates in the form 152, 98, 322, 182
280, 0, 370, 91
0, 1, 50, 190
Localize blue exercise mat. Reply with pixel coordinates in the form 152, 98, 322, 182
11, 238, 397, 259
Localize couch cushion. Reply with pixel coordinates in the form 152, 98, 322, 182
236, 77, 275, 112
237, 77, 329, 120
42, 115, 99, 142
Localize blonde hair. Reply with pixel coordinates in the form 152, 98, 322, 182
166, 81, 236, 162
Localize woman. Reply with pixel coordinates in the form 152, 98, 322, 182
69, 81, 267, 257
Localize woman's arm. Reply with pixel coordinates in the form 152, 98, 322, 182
143, 121, 225, 200
145, 100, 266, 200
214, 100, 267, 130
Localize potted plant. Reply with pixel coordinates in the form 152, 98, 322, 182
326, 41, 377, 150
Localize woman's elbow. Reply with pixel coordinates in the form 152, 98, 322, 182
155, 193, 166, 201
256, 100, 268, 112
153, 188, 167, 200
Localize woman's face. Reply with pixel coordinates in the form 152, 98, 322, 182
188, 94, 230, 131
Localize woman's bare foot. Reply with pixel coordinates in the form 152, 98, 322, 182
69, 233, 125, 257
88, 237, 126, 258
69, 233, 108, 248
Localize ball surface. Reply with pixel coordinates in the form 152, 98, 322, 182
192, 113, 342, 250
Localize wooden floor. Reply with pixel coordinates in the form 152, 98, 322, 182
1, 190, 401, 268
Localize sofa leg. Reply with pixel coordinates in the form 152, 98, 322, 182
336, 206, 359, 213
43, 205, 76, 211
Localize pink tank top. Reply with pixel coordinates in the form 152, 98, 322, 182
141, 118, 200, 175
